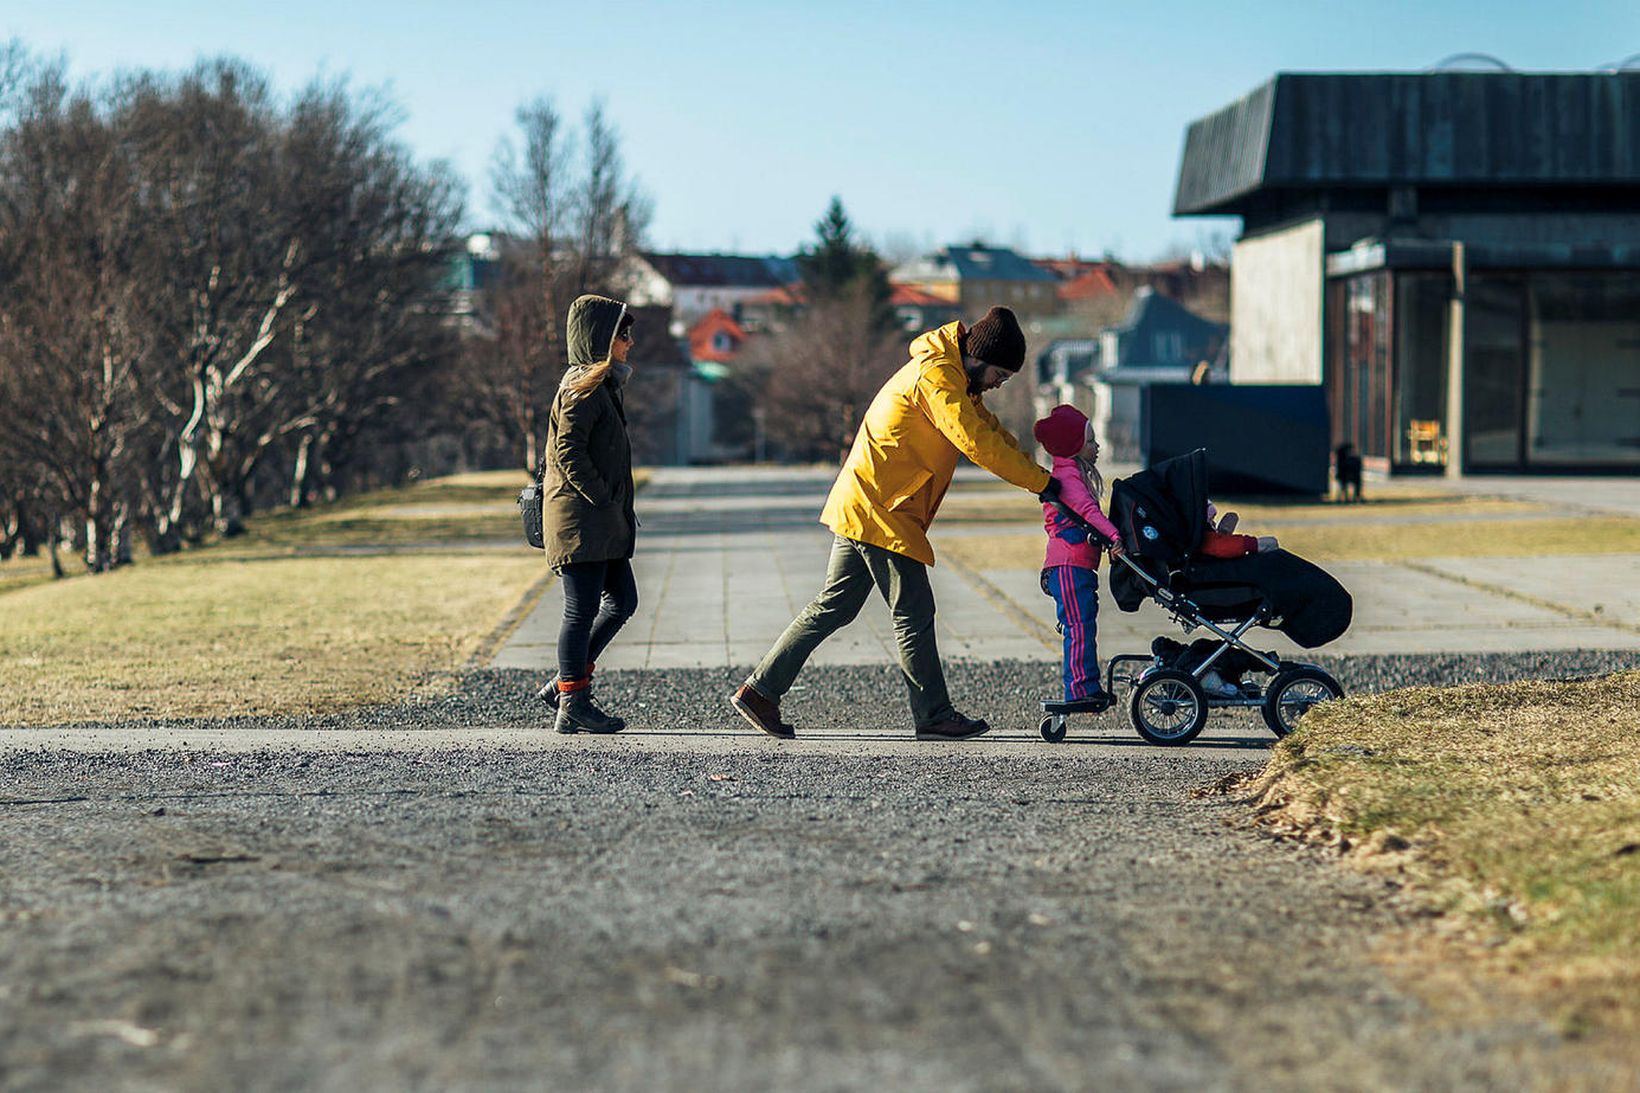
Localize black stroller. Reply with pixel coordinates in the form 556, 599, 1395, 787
1039, 449, 1352, 746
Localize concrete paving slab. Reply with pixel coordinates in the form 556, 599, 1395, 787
491, 466, 1640, 674
1413, 554, 1640, 634
972, 557, 1640, 657
1429, 474, 1640, 518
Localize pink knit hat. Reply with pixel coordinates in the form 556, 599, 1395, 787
1033, 404, 1089, 457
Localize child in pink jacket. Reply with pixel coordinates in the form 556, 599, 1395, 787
1032, 405, 1124, 706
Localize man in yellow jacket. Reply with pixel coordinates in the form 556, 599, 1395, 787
731, 306, 1054, 741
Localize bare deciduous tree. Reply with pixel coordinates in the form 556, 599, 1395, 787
751, 282, 904, 462
462, 97, 651, 472
741, 198, 903, 462
0, 48, 465, 573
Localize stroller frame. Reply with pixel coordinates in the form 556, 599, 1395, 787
1037, 503, 1343, 746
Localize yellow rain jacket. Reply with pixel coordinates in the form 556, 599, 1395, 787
820, 322, 1050, 566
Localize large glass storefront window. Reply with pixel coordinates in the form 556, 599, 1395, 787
1330, 266, 1640, 472
1525, 274, 1640, 466
1464, 272, 1640, 469
1393, 274, 1450, 466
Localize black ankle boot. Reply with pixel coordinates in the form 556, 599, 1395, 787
538, 663, 596, 709
555, 689, 625, 734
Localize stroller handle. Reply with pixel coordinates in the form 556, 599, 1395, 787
1051, 500, 1161, 588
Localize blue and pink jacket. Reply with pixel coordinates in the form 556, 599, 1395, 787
1040, 456, 1122, 570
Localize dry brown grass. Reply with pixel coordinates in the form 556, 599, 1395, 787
0, 469, 569, 726
1249, 671, 1640, 1042
0, 553, 542, 725
935, 474, 1541, 528
0, 552, 55, 594
934, 516, 1640, 570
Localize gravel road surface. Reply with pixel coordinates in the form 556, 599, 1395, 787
4, 652, 1637, 1091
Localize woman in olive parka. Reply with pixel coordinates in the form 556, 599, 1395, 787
539, 294, 639, 733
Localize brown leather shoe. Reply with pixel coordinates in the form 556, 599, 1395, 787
730, 682, 795, 739
914, 712, 991, 741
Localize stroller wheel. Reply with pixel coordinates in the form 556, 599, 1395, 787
1039, 714, 1067, 743
1128, 669, 1209, 746
1262, 666, 1344, 737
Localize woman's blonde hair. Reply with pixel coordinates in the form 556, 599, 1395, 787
1073, 452, 1104, 502
562, 360, 613, 399
561, 314, 633, 399
1070, 419, 1103, 500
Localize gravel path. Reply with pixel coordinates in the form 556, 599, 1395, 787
4, 651, 1638, 1091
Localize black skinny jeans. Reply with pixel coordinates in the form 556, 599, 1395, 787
555, 559, 639, 682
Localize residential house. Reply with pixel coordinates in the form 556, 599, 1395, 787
890, 243, 1061, 322
1036, 288, 1227, 461
1034, 339, 1103, 445
1033, 256, 1121, 305
888, 284, 964, 334
444, 232, 514, 336
737, 282, 961, 337
738, 283, 805, 334
688, 308, 750, 362
620, 252, 800, 329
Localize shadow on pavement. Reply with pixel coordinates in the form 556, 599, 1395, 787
1045, 733, 1274, 751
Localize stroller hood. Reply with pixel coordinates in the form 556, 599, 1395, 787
1110, 448, 1209, 568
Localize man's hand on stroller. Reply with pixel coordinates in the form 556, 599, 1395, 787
1037, 476, 1061, 504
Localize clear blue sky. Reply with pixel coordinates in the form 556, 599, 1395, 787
7, 1, 1639, 260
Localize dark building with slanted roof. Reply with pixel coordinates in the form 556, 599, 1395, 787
1174, 71, 1640, 475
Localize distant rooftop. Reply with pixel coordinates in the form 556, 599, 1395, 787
1174, 71, 1640, 216
639, 252, 799, 288
892, 243, 1058, 284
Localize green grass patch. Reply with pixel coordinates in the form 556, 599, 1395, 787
1250, 670, 1640, 1041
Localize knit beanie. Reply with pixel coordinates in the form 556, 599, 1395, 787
1033, 404, 1090, 458
964, 306, 1026, 372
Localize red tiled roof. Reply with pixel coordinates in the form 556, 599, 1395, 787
688, 308, 750, 362
888, 284, 951, 307
744, 283, 807, 307
1033, 257, 1119, 281
1058, 268, 1119, 301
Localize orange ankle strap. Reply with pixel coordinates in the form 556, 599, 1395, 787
558, 676, 591, 693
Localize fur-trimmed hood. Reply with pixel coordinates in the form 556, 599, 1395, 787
566, 294, 628, 368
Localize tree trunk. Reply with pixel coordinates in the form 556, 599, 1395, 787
85, 471, 118, 573
114, 502, 133, 566
524, 428, 539, 476
290, 432, 314, 508
47, 526, 63, 579
212, 487, 246, 538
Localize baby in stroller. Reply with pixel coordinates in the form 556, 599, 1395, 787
1038, 448, 1352, 745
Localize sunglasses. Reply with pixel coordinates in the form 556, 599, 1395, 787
616, 329, 635, 344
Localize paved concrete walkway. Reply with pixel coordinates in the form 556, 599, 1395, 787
493, 466, 1054, 671
1430, 472, 1640, 518
492, 466, 1640, 673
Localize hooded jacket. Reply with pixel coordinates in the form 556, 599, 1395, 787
541, 294, 636, 569
819, 322, 1051, 566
